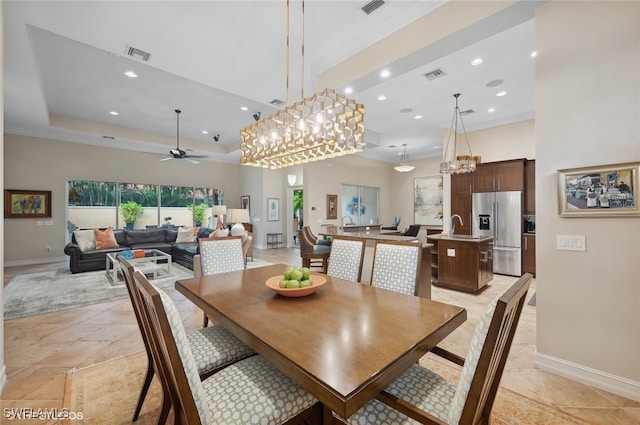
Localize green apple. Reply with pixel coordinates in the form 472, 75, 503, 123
299, 279, 311, 288
286, 280, 300, 288
301, 267, 311, 280
290, 269, 303, 281
283, 268, 294, 280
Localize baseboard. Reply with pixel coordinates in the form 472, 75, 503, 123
535, 351, 640, 402
4, 256, 67, 267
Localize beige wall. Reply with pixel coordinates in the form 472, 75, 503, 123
3, 134, 241, 264
467, 119, 535, 163
535, 1, 640, 399
1, 0, 6, 392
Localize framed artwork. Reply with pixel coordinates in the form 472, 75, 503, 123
326, 194, 338, 219
267, 198, 279, 221
558, 162, 639, 217
4, 189, 52, 218
414, 176, 444, 225
241, 195, 250, 214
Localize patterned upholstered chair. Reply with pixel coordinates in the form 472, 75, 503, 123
198, 236, 246, 326
132, 270, 323, 424
341, 274, 532, 425
326, 235, 366, 282
119, 258, 254, 423
370, 240, 422, 296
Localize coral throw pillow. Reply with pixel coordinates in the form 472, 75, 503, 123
94, 228, 119, 249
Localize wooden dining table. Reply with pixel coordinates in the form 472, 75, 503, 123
176, 264, 466, 421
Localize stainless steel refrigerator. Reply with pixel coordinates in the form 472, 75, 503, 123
472, 191, 522, 276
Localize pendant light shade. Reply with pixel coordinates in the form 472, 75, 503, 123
394, 144, 415, 173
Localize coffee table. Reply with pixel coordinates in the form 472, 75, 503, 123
106, 249, 172, 285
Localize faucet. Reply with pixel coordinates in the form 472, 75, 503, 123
450, 214, 463, 236
342, 215, 355, 226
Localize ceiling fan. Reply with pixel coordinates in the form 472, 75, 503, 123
161, 109, 208, 164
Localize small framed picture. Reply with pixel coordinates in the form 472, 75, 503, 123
4, 189, 52, 218
241, 195, 250, 214
267, 198, 279, 221
557, 162, 638, 217
326, 194, 338, 219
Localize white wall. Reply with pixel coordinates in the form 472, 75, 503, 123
535, 1, 640, 400
1, 0, 7, 393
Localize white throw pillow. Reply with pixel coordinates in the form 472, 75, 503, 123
176, 226, 198, 243
74, 229, 96, 251
217, 228, 230, 237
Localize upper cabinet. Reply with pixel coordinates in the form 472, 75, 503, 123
524, 159, 536, 214
473, 159, 525, 192
450, 173, 473, 235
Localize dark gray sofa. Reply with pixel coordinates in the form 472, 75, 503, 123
64, 227, 216, 273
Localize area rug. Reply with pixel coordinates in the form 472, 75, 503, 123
4, 259, 272, 321
63, 352, 594, 425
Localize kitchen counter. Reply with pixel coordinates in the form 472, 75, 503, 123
427, 235, 494, 293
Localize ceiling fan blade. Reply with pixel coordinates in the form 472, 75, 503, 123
183, 157, 199, 164
185, 154, 208, 159
160, 156, 174, 161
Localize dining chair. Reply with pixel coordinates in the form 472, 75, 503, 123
341, 273, 533, 425
370, 240, 422, 296
198, 236, 246, 326
119, 258, 255, 423
403, 224, 421, 237
299, 227, 330, 273
132, 270, 324, 425
326, 235, 366, 282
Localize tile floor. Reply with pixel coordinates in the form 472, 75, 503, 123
2, 247, 639, 425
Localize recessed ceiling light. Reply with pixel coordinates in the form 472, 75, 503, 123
488, 108, 495, 113
377, 95, 386, 101
496, 91, 507, 97
400, 107, 413, 113
240, 106, 248, 111
530, 51, 538, 58
471, 57, 484, 66
344, 87, 353, 94
486, 79, 503, 87
380, 69, 391, 78
109, 111, 119, 116
413, 115, 423, 120
201, 130, 209, 134
124, 70, 138, 78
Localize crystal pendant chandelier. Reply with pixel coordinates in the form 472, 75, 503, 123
394, 144, 415, 172
239, 0, 365, 170
440, 93, 476, 174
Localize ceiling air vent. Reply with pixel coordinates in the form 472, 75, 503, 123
361, 0, 386, 15
125, 45, 151, 62
270, 99, 285, 107
460, 109, 475, 116
424, 68, 446, 81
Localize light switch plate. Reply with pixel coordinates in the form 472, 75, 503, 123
557, 234, 586, 251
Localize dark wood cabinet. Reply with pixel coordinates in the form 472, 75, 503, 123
524, 159, 536, 215
450, 173, 473, 235
474, 159, 525, 192
523, 234, 536, 276
428, 236, 493, 293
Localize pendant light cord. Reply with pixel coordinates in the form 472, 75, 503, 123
301, 0, 305, 100
286, 0, 290, 106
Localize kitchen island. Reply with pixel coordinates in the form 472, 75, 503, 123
427, 234, 494, 293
